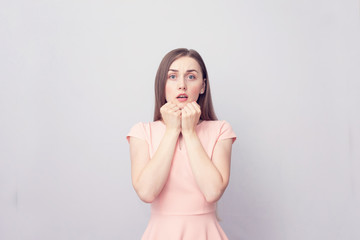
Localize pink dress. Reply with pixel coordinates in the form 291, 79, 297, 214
127, 120, 236, 240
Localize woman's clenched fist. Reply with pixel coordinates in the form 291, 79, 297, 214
160, 102, 182, 133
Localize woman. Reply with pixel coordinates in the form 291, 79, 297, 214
126, 48, 236, 239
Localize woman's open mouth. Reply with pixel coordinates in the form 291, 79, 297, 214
176, 93, 188, 102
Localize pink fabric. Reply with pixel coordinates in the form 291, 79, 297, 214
127, 120, 236, 240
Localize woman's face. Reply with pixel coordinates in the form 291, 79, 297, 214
165, 56, 205, 109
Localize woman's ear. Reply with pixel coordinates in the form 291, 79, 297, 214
200, 79, 206, 94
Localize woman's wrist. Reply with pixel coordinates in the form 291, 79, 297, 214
181, 129, 197, 138
165, 127, 181, 137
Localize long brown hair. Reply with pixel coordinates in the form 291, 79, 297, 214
153, 48, 217, 121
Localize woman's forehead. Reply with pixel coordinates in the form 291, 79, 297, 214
169, 57, 201, 71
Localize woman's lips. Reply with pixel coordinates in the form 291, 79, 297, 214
177, 97, 188, 102
177, 94, 188, 102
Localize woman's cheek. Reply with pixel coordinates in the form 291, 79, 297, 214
188, 87, 202, 101
165, 84, 174, 102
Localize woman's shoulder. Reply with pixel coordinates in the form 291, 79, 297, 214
127, 121, 165, 142
129, 120, 164, 131
200, 120, 236, 140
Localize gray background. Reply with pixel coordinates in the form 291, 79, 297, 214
1, 0, 360, 239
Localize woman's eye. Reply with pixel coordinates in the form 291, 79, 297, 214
168, 74, 176, 79
188, 75, 196, 80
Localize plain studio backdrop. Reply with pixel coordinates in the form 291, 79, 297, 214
1, 0, 359, 239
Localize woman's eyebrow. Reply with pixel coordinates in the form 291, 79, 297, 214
168, 69, 198, 73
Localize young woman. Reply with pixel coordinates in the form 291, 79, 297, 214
126, 48, 236, 239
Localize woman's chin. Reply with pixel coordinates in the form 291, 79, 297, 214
176, 102, 186, 109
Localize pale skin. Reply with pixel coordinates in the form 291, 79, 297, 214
129, 57, 233, 203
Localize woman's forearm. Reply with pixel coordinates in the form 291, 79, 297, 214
133, 129, 179, 202
182, 131, 227, 203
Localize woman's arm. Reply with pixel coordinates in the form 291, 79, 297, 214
129, 103, 181, 203
183, 132, 233, 203
129, 130, 179, 203
182, 102, 233, 203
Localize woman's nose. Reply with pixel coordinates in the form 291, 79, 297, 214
177, 76, 187, 90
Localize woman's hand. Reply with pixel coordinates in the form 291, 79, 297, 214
181, 101, 201, 134
160, 102, 182, 133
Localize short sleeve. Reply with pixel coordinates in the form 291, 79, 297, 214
218, 121, 237, 143
126, 122, 146, 143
